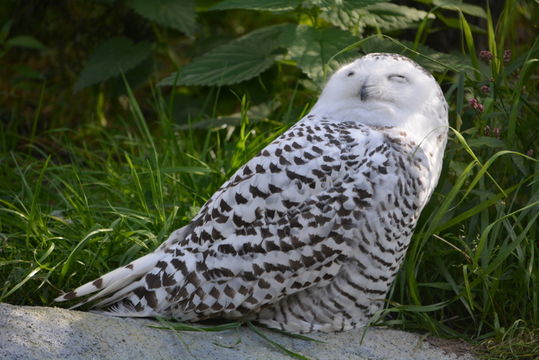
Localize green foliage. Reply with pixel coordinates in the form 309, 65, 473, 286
159, 23, 358, 86
209, 0, 301, 11
353, 36, 471, 72
323, 2, 435, 35
163, 0, 454, 87
1, 0, 539, 359
282, 25, 357, 83
0, 20, 46, 57
74, 37, 153, 91
129, 0, 197, 35
159, 24, 293, 86
432, 0, 487, 18
69, 0, 196, 91
61, 0, 444, 91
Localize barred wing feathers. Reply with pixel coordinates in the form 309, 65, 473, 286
57, 115, 431, 332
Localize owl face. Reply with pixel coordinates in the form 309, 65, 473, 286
322, 53, 438, 113
311, 53, 448, 141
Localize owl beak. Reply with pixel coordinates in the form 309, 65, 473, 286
360, 83, 369, 102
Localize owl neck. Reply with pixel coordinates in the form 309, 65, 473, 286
308, 102, 447, 193
309, 101, 439, 146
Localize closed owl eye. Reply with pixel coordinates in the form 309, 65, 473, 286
388, 74, 408, 83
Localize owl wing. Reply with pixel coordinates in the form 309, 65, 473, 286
137, 116, 399, 319
58, 115, 410, 321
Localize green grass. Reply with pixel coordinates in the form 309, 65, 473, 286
1, 1, 538, 359
0, 91, 289, 301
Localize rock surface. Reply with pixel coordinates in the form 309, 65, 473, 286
0, 303, 475, 360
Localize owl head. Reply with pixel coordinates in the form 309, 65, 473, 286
311, 53, 448, 143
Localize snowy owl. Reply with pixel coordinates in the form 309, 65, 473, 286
56, 53, 448, 333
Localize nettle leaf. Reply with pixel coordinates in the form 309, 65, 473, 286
282, 25, 357, 84
209, 0, 301, 11
159, 24, 293, 87
128, 0, 196, 35
432, 0, 486, 18
358, 36, 471, 73
323, 2, 434, 35
313, 0, 386, 10
361, 3, 435, 30
341, 0, 387, 8
210, 0, 385, 12
74, 37, 152, 91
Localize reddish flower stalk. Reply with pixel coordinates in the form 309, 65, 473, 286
469, 98, 484, 112
479, 50, 493, 61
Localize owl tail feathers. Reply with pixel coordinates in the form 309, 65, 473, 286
54, 251, 164, 311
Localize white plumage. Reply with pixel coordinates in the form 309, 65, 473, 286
56, 53, 448, 333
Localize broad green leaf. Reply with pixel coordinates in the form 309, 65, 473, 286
361, 3, 435, 31
340, 0, 387, 9
433, 0, 486, 18
159, 24, 293, 87
323, 2, 434, 35
311, 0, 385, 9
282, 25, 357, 83
209, 0, 301, 11
74, 37, 152, 91
5, 35, 46, 50
129, 0, 196, 35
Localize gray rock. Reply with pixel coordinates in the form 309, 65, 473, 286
0, 303, 475, 360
